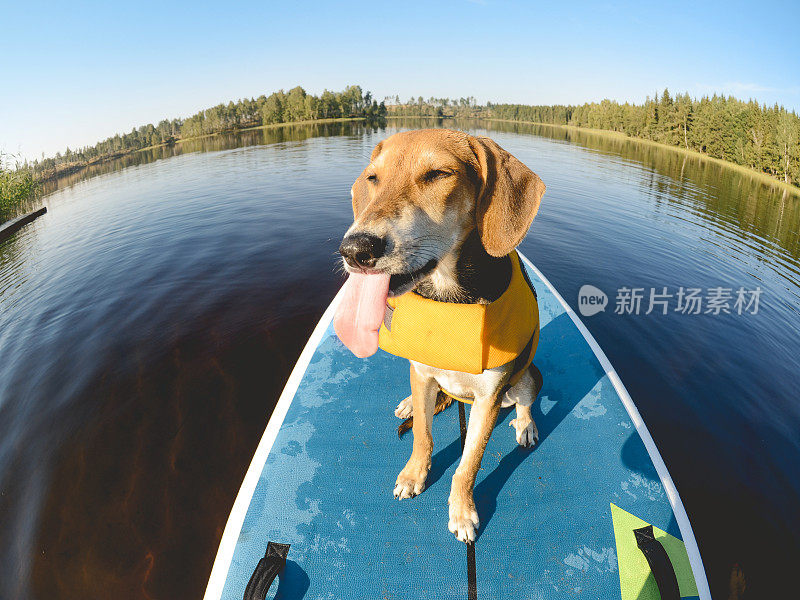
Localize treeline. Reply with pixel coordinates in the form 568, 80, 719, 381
16, 85, 800, 195
387, 95, 483, 118
29, 85, 386, 180
387, 91, 799, 186
491, 92, 799, 185
181, 85, 386, 138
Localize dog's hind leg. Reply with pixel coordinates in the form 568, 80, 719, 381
395, 395, 413, 419
397, 391, 452, 437
504, 365, 543, 447
509, 403, 539, 448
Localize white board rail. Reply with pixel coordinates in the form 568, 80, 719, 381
518, 252, 711, 600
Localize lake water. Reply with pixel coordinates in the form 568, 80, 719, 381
1, 119, 798, 599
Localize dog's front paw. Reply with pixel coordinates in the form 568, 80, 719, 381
510, 417, 539, 447
393, 463, 427, 500
448, 496, 479, 543
394, 395, 413, 419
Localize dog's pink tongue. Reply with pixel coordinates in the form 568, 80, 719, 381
334, 272, 390, 358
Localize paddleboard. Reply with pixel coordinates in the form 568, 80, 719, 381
204, 251, 710, 600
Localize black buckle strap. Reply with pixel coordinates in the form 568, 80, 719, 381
634, 525, 680, 600
243, 541, 290, 600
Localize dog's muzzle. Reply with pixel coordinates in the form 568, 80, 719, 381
339, 233, 386, 269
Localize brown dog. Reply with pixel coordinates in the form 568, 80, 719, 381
336, 129, 545, 542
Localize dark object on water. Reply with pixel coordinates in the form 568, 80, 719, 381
0, 206, 47, 243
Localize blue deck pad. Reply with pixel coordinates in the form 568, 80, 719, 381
474, 276, 680, 598
219, 259, 691, 599
221, 332, 469, 599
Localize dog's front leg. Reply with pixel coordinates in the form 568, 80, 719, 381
393, 364, 437, 500
448, 391, 501, 543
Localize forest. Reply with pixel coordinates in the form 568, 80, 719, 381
1, 85, 386, 222
2, 85, 798, 224
390, 91, 800, 186
30, 85, 386, 180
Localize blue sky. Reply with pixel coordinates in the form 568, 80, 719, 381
2, 0, 799, 161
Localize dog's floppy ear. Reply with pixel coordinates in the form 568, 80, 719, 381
468, 136, 546, 257
350, 141, 384, 218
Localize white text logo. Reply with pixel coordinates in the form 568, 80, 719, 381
578, 285, 608, 316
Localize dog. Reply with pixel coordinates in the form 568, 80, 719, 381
334, 128, 546, 543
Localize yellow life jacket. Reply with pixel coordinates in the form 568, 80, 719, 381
378, 250, 539, 401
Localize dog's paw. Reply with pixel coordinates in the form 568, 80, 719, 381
510, 417, 539, 447
448, 497, 479, 543
393, 465, 427, 500
394, 395, 413, 419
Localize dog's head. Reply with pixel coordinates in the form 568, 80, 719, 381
339, 129, 545, 296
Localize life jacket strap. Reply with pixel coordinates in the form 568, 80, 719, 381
439, 334, 541, 406
439, 387, 475, 404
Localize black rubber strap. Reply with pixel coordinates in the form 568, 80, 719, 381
633, 525, 679, 600
243, 541, 290, 600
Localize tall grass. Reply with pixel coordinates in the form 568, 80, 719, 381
0, 153, 38, 223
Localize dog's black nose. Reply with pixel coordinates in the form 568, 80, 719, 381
339, 233, 386, 269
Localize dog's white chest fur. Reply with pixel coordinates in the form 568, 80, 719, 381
411, 360, 509, 401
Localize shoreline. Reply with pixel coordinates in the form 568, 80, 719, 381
385, 115, 800, 196
34, 116, 372, 183
29, 114, 800, 201
489, 119, 800, 197
1, 117, 375, 227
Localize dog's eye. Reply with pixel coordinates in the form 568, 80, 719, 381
366, 174, 378, 183
423, 169, 451, 182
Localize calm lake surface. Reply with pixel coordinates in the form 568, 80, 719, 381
1, 119, 798, 599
